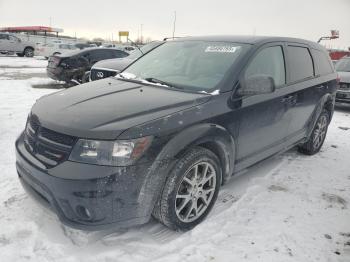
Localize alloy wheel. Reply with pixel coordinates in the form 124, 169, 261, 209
175, 162, 216, 223
313, 115, 328, 150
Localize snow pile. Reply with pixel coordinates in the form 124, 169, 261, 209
0, 56, 48, 68
0, 57, 349, 262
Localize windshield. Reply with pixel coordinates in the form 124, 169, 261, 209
335, 58, 350, 72
123, 41, 248, 92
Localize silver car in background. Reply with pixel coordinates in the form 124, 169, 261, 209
335, 56, 350, 104
0, 32, 35, 57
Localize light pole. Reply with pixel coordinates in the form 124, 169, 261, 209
172, 11, 176, 39
140, 24, 143, 44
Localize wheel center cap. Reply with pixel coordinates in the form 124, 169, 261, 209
192, 186, 202, 197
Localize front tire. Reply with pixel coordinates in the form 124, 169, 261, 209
153, 146, 221, 231
298, 109, 330, 155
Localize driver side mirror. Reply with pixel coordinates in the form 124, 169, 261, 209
237, 75, 275, 96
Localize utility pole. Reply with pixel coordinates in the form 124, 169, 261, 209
172, 11, 177, 39
49, 17, 52, 27
140, 24, 143, 44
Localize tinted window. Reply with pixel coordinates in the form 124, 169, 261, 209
88, 49, 111, 61
287, 46, 314, 82
111, 50, 128, 58
245, 46, 285, 87
0, 34, 9, 40
313, 49, 334, 75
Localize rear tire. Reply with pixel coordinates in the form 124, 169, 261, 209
298, 109, 330, 155
24, 47, 34, 57
153, 146, 221, 231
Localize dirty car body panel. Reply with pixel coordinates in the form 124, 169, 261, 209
16, 36, 337, 230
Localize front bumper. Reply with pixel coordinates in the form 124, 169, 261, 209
15, 133, 172, 230
335, 90, 350, 104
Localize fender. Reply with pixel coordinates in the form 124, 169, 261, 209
136, 123, 236, 219
306, 93, 334, 139
155, 123, 235, 184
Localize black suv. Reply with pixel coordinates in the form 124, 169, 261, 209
16, 36, 337, 231
47, 48, 129, 85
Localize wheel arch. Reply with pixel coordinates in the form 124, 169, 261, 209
24, 46, 34, 51
156, 123, 236, 184
306, 93, 334, 139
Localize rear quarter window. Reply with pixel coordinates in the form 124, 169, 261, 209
287, 46, 314, 82
312, 49, 334, 75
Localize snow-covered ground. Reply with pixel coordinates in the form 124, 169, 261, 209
0, 57, 350, 262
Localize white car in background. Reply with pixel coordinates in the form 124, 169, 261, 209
0, 32, 35, 57
35, 43, 78, 58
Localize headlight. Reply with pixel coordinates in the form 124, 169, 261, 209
69, 136, 153, 166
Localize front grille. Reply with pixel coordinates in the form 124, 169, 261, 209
23, 115, 76, 168
90, 68, 118, 81
339, 82, 350, 90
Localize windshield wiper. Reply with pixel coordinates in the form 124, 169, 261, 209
144, 77, 183, 89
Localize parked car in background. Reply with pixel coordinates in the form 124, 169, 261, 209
102, 43, 136, 52
16, 36, 337, 231
47, 47, 129, 85
335, 56, 350, 104
90, 41, 164, 81
35, 43, 78, 58
0, 33, 35, 57
74, 43, 98, 50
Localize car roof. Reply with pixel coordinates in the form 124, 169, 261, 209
172, 35, 323, 50
59, 47, 126, 57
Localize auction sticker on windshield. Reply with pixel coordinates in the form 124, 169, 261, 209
205, 46, 240, 53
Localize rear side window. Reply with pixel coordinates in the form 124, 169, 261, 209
287, 46, 314, 82
88, 50, 111, 61
312, 49, 334, 75
110, 50, 128, 58
245, 46, 286, 88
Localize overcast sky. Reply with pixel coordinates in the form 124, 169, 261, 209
0, 0, 349, 48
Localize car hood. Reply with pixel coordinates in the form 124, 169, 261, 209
338, 71, 350, 83
31, 78, 210, 139
92, 58, 135, 72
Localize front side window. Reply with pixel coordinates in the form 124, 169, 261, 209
244, 46, 286, 88
287, 46, 314, 82
123, 41, 249, 92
